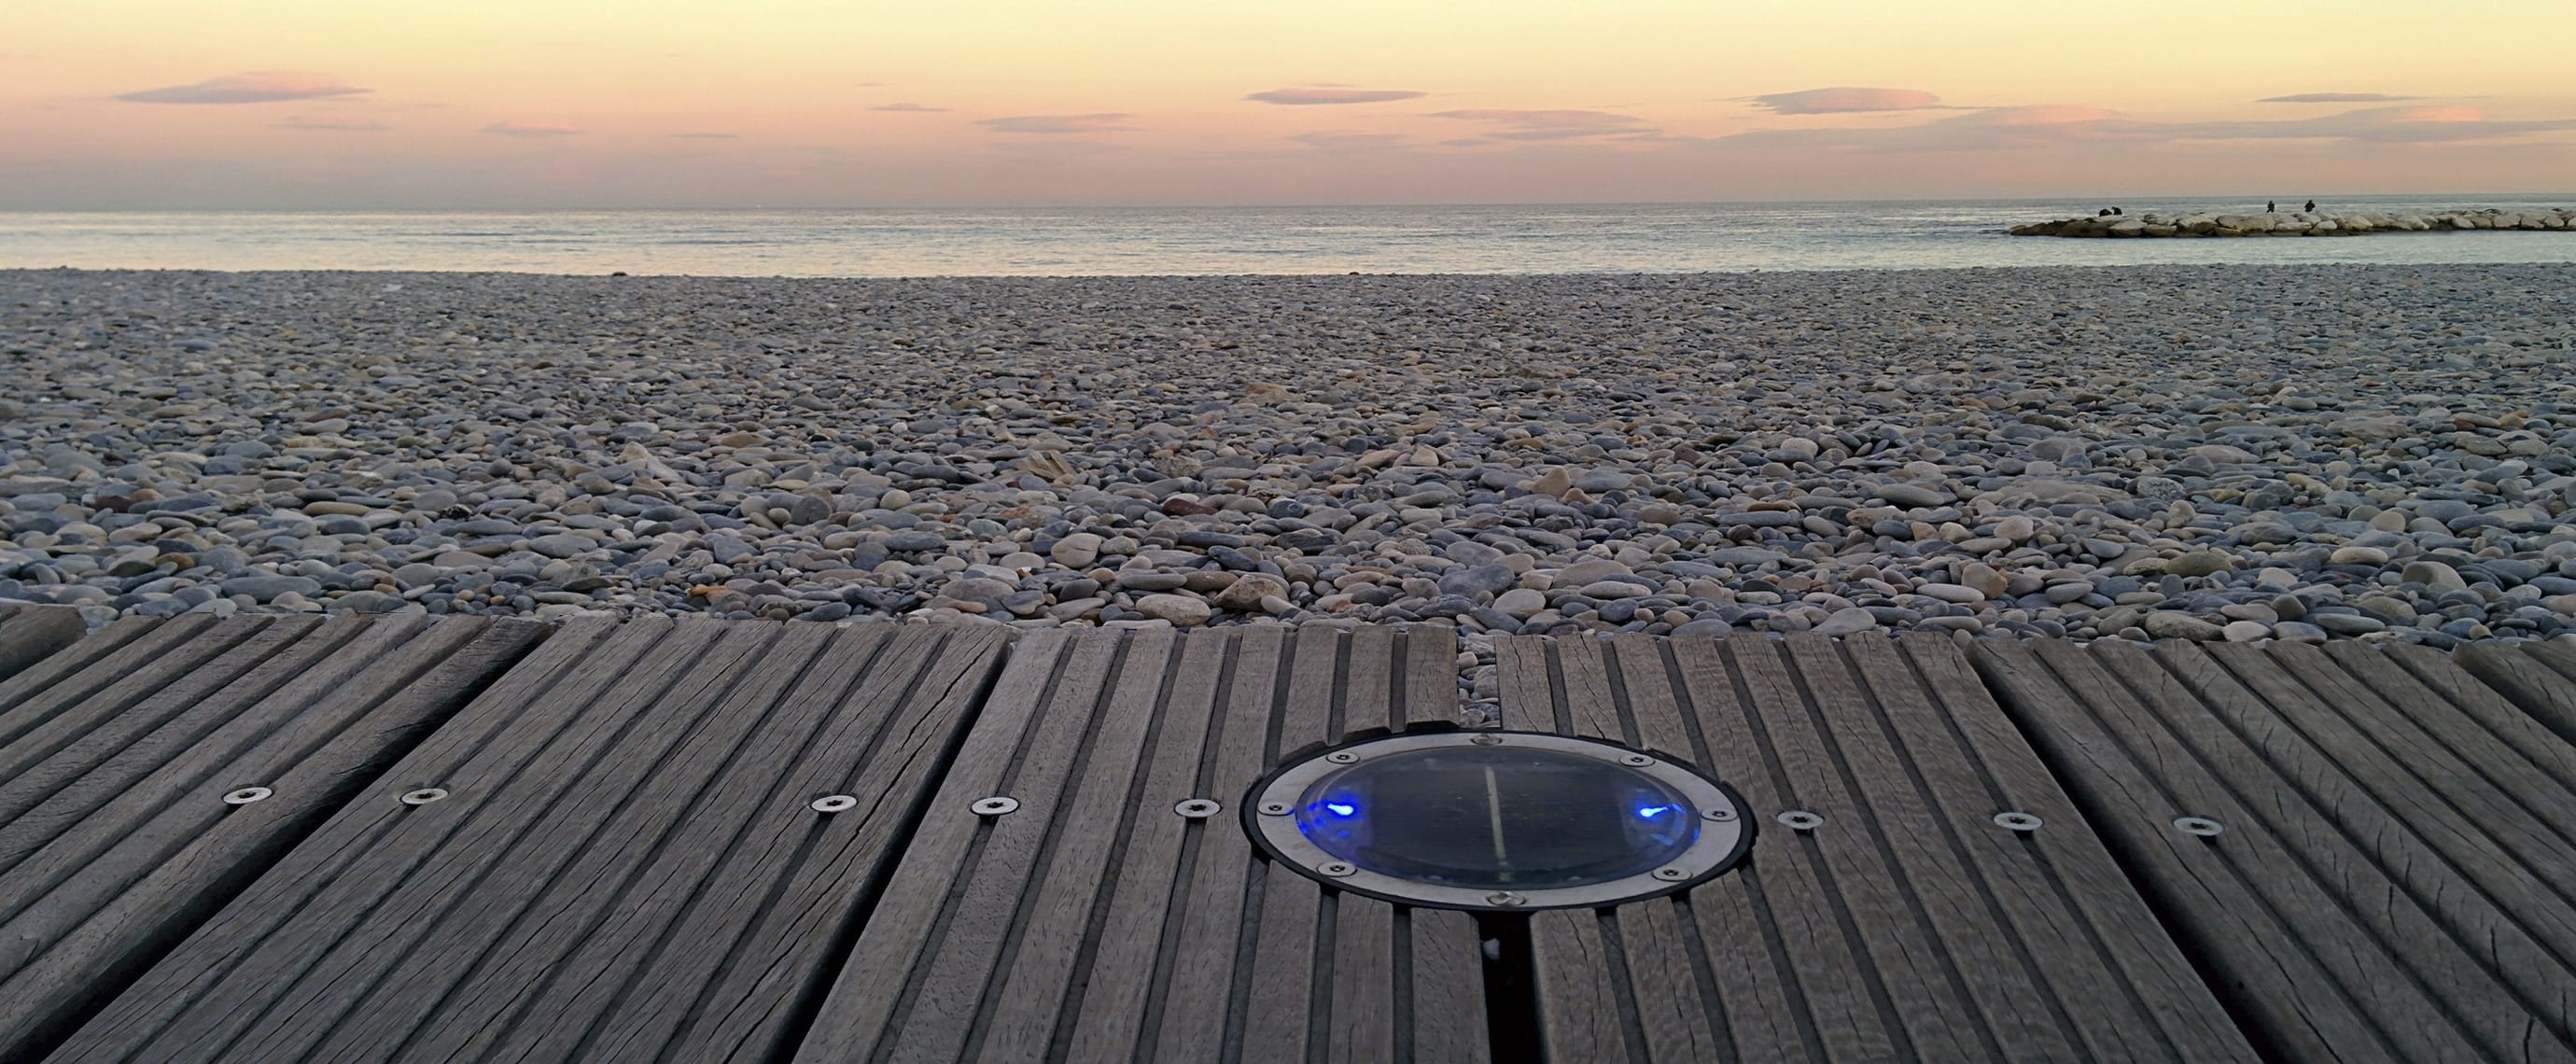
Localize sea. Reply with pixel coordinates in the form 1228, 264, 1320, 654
3, 195, 2571, 277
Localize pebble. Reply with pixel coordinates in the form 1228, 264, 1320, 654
1, 265, 2568, 700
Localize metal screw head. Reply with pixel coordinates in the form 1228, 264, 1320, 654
1993, 812, 2043, 833
1702, 807, 1736, 821
2173, 816, 2224, 837
1470, 734, 1504, 746
1619, 753, 1656, 767
1777, 810, 1825, 832
399, 788, 449, 806
1485, 890, 1526, 907
1318, 861, 1357, 877
223, 787, 273, 805
1259, 800, 1294, 816
1653, 867, 1689, 881
972, 796, 1020, 817
1326, 750, 1360, 764
1174, 798, 1222, 819
811, 794, 859, 814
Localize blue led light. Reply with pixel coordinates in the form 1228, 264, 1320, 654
1635, 805, 1672, 819
1324, 802, 1358, 817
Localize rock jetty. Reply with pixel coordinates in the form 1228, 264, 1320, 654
2011, 207, 2573, 237
4, 266, 2574, 707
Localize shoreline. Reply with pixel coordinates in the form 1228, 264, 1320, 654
4, 264, 2572, 701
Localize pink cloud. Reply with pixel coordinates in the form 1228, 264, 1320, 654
1247, 87, 1426, 105
117, 71, 368, 105
981, 113, 1133, 133
1749, 87, 1946, 114
483, 119, 581, 137
1717, 103, 2576, 152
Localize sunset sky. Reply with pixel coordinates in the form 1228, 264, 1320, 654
5, 0, 2571, 207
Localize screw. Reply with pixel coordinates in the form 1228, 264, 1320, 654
399, 788, 449, 806
2173, 816, 2224, 837
1259, 801, 1293, 816
1703, 807, 1736, 821
1777, 810, 1824, 832
811, 794, 859, 814
1327, 751, 1360, 764
1319, 861, 1357, 877
1993, 812, 2042, 832
1485, 891, 1526, 907
1619, 753, 1655, 766
1175, 798, 1221, 819
223, 787, 273, 805
1653, 867, 1689, 881
973, 796, 1020, 816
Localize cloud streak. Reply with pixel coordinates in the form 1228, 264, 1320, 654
2259, 92, 2420, 103
870, 103, 948, 112
981, 113, 1132, 133
274, 117, 389, 132
117, 71, 368, 105
1750, 87, 1947, 114
1717, 104, 2576, 152
483, 119, 581, 137
1429, 108, 1646, 140
1247, 87, 1426, 105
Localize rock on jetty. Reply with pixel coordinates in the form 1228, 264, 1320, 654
2011, 207, 2574, 237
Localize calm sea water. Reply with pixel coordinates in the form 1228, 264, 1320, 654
4, 196, 2571, 276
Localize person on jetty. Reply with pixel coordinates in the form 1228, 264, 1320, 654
2267, 201, 2276, 213
2304, 199, 2317, 212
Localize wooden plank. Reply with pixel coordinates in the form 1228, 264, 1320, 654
0, 614, 543, 1063
1974, 638, 2506, 1061
1145, 625, 1283, 1064
1612, 635, 1802, 1062
975, 629, 1179, 1059
0, 614, 257, 778
577, 624, 1006, 1063
55, 615, 1008, 1064
792, 630, 1075, 1062
1670, 636, 1899, 1063
1886, 633, 2251, 1061
1341, 624, 1397, 738
2457, 640, 2576, 746
1725, 637, 1985, 1059
1059, 628, 1236, 1061
0, 604, 84, 682
1401, 622, 1458, 729
1241, 628, 1344, 1064
1404, 908, 1489, 1064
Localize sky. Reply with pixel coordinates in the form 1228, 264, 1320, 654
3, 0, 2571, 208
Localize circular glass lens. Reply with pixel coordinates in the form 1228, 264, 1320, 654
1291, 746, 1701, 889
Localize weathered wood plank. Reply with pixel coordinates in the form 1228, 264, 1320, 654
0, 614, 542, 1063
1976, 637, 2517, 1061
2458, 639, 2576, 745
800, 624, 1477, 1063
0, 604, 84, 682
52, 614, 1004, 1064
1401, 623, 1458, 730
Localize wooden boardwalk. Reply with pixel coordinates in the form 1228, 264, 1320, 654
1, 610, 2573, 1062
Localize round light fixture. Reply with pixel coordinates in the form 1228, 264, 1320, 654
1243, 731, 1754, 910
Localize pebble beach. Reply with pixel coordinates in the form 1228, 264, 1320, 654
4, 264, 2572, 704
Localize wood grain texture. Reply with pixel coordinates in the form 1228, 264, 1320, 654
1496, 632, 2255, 1063
796, 624, 1480, 1064
47, 615, 1002, 1064
0, 614, 541, 1063
1976, 637, 2576, 1063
